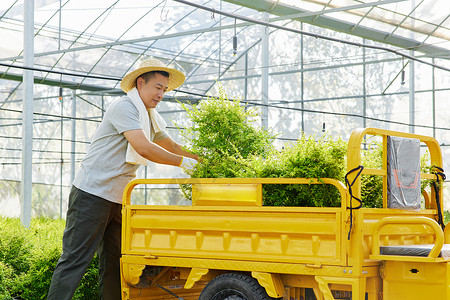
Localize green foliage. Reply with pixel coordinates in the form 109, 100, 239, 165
178, 88, 275, 199
0, 218, 32, 275
257, 134, 347, 207
444, 210, 450, 225
0, 217, 99, 299
179, 89, 442, 209
360, 143, 383, 208
179, 88, 348, 207
419, 151, 442, 192
0, 261, 14, 300
179, 87, 276, 180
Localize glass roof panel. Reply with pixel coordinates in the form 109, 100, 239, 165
0, 1, 446, 86
0, 0, 448, 94
278, 0, 450, 53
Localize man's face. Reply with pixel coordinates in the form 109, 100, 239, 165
136, 73, 169, 109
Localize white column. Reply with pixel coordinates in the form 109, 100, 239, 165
70, 89, 76, 185
409, 51, 415, 134
261, 12, 269, 129
21, 0, 34, 227
409, 0, 415, 134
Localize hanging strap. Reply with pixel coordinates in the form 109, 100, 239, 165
431, 166, 446, 230
345, 165, 364, 240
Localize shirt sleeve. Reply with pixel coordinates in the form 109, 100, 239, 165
108, 98, 142, 134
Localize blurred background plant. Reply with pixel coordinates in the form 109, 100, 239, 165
0, 217, 99, 300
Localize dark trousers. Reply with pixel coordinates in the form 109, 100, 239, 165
47, 186, 122, 300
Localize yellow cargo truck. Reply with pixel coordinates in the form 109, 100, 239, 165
120, 127, 448, 300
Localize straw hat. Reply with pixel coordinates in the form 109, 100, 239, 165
120, 58, 185, 93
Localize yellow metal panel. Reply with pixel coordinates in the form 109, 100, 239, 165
121, 255, 378, 278
121, 262, 145, 286
382, 135, 388, 209
124, 206, 343, 265
192, 183, 262, 206
369, 255, 446, 263
421, 173, 437, 180
122, 177, 347, 207
362, 168, 386, 176
445, 224, 450, 244
126, 285, 203, 300
383, 261, 450, 300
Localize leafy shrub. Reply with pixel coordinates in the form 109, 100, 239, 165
256, 134, 347, 207
420, 151, 437, 193
179, 87, 276, 179
0, 218, 32, 275
0, 261, 14, 299
179, 89, 442, 209
445, 210, 450, 225
179, 88, 347, 207
178, 88, 275, 199
360, 143, 383, 208
0, 217, 99, 299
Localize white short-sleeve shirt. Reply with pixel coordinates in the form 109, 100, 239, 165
73, 96, 168, 203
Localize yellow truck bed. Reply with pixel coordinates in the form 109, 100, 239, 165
120, 128, 449, 300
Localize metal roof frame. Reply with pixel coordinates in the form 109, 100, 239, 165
225, 0, 450, 58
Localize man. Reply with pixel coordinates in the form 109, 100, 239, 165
47, 58, 198, 300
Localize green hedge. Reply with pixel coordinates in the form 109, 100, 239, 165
179, 87, 276, 179
251, 134, 347, 207
0, 217, 99, 300
178, 88, 349, 206
179, 89, 441, 208
178, 89, 371, 207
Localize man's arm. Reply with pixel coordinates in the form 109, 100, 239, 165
155, 136, 199, 161
123, 129, 183, 166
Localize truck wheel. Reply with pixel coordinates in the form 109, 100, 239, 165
198, 273, 277, 300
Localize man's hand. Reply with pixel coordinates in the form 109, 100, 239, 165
179, 156, 198, 172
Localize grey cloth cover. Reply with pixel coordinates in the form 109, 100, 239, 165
387, 136, 421, 209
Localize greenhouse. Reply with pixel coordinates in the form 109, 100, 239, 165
0, 0, 449, 221
0, 0, 450, 217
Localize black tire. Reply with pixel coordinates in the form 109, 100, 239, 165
198, 273, 277, 300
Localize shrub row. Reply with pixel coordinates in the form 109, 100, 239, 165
179, 89, 438, 208
0, 217, 99, 300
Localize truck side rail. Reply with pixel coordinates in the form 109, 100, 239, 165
122, 177, 348, 208
369, 216, 445, 261
347, 127, 444, 210
122, 178, 349, 267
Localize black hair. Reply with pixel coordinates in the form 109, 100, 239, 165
137, 70, 170, 84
